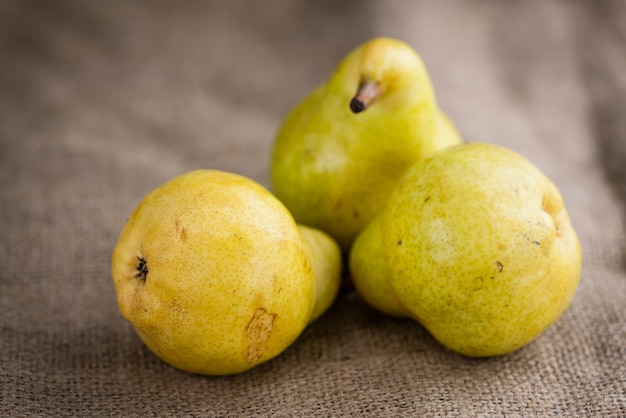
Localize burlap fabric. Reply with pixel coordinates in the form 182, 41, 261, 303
2, 1, 625, 416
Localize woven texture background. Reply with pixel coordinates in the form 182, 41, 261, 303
2, 0, 625, 416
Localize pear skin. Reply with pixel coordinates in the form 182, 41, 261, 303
297, 225, 342, 321
350, 143, 582, 357
112, 170, 341, 375
271, 37, 462, 253
349, 214, 407, 317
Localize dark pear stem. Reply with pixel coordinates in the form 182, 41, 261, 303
349, 80, 381, 114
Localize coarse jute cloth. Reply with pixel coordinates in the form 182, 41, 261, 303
1, 1, 625, 416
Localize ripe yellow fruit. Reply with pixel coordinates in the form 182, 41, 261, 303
271, 37, 461, 253
112, 170, 341, 375
350, 143, 582, 357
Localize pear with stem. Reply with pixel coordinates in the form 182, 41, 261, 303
271, 37, 461, 252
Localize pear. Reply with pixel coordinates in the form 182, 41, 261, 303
350, 143, 582, 357
111, 170, 341, 375
271, 37, 461, 253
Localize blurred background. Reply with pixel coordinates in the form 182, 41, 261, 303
1, 1, 625, 415
2, 0, 624, 213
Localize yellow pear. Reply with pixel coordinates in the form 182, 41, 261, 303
271, 37, 461, 253
350, 143, 582, 357
111, 170, 341, 375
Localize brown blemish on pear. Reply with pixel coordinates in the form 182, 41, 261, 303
245, 308, 277, 364
174, 219, 188, 243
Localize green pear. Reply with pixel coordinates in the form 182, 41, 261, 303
297, 224, 342, 321
271, 37, 461, 252
350, 143, 582, 357
112, 170, 341, 375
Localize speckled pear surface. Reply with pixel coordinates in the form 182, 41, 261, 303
111, 170, 341, 375
271, 37, 461, 252
350, 143, 582, 357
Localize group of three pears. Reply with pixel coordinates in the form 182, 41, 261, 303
112, 38, 581, 375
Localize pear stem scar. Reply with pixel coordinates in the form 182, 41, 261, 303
135, 256, 148, 280
350, 80, 381, 113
